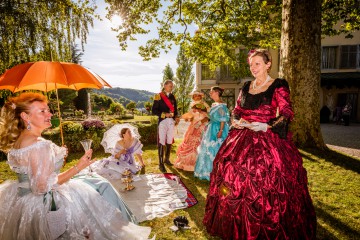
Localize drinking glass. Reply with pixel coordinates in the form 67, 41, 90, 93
80, 139, 93, 175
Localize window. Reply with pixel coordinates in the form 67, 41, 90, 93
219, 65, 235, 81
340, 45, 358, 69
322, 46, 337, 69
222, 88, 235, 111
201, 89, 211, 106
201, 64, 216, 80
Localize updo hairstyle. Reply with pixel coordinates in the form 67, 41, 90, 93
210, 86, 225, 97
248, 49, 272, 72
0, 92, 47, 152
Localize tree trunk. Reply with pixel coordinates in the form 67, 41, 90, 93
280, 0, 326, 149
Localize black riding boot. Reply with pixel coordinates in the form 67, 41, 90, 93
158, 144, 166, 172
164, 144, 173, 165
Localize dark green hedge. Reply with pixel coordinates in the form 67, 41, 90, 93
42, 120, 158, 153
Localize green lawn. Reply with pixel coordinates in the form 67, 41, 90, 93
1, 140, 359, 239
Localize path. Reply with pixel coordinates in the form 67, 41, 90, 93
175, 120, 360, 159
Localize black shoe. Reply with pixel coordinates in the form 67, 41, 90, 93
159, 164, 166, 172
165, 144, 173, 165
164, 159, 173, 166
158, 144, 166, 172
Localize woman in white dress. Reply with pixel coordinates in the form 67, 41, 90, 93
92, 124, 145, 179
0, 93, 152, 239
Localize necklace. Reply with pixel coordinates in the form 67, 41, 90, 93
252, 75, 271, 90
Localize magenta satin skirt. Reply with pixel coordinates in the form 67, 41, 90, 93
203, 128, 316, 240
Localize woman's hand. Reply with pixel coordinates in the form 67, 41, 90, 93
77, 149, 94, 170
249, 122, 268, 132
217, 130, 223, 138
232, 118, 250, 129
58, 149, 95, 185
115, 148, 127, 159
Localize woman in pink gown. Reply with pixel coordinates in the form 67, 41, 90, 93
203, 49, 316, 239
174, 92, 208, 171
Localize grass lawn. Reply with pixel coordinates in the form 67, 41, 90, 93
1, 139, 359, 239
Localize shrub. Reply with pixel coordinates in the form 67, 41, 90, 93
42, 118, 157, 153
62, 121, 83, 133
75, 109, 84, 116
42, 120, 106, 153
135, 120, 158, 145
122, 114, 134, 120
81, 119, 105, 130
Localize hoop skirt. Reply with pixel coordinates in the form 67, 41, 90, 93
194, 103, 230, 180
175, 111, 207, 171
203, 79, 316, 239
0, 138, 151, 239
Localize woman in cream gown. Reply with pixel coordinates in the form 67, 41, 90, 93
0, 92, 152, 239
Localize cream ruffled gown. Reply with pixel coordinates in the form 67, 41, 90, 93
0, 138, 152, 239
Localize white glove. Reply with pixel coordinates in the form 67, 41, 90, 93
249, 122, 268, 132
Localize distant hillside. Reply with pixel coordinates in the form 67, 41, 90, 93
94, 88, 155, 107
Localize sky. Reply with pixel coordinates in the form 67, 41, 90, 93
80, 1, 188, 93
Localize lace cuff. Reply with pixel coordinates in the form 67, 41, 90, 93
267, 115, 289, 139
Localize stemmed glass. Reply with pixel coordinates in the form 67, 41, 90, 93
80, 139, 93, 175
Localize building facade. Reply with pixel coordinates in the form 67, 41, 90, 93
195, 33, 360, 122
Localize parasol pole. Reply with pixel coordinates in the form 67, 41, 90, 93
55, 83, 65, 146
50, 49, 64, 147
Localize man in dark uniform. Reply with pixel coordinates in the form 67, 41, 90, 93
152, 80, 179, 172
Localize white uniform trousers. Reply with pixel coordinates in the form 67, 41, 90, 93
158, 118, 175, 145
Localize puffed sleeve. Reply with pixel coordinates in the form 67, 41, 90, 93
51, 143, 67, 160
28, 142, 58, 194
214, 105, 230, 122
132, 139, 143, 155
268, 79, 294, 139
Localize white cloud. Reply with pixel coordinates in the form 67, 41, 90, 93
80, 1, 180, 93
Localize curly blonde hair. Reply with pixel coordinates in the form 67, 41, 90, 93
0, 92, 48, 152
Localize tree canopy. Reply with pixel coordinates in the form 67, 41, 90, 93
0, 0, 97, 73
174, 45, 195, 115
105, 0, 359, 68
162, 63, 175, 83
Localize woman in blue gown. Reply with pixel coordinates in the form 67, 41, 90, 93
194, 86, 230, 180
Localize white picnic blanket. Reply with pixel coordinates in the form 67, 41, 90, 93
109, 174, 188, 222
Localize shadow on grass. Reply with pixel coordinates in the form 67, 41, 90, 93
139, 143, 220, 239
316, 224, 338, 240
300, 147, 360, 174
315, 200, 360, 239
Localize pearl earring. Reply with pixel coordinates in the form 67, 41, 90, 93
27, 121, 31, 130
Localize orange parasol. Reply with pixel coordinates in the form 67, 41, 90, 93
0, 61, 112, 145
